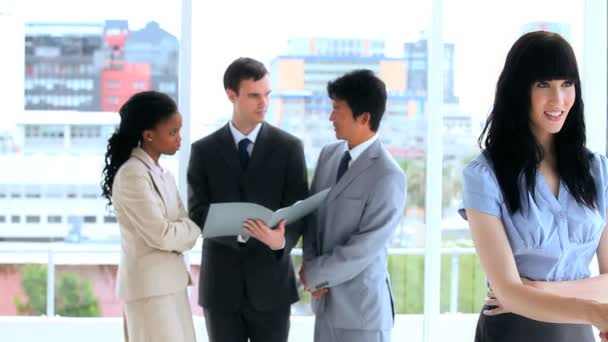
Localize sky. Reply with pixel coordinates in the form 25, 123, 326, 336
0, 0, 585, 136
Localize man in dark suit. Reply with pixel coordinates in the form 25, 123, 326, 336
187, 57, 309, 342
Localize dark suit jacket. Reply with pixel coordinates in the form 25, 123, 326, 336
188, 122, 308, 312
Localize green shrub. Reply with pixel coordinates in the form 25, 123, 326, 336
14, 264, 100, 317
389, 252, 487, 314
14, 264, 47, 315
56, 272, 101, 317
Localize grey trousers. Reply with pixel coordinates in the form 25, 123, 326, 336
313, 315, 391, 342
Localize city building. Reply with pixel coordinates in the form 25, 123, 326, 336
25, 20, 178, 114
25, 22, 103, 111
1, 20, 179, 241
270, 37, 473, 168
403, 38, 458, 104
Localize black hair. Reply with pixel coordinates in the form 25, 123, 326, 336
327, 69, 387, 132
101, 91, 177, 207
223, 57, 268, 94
480, 31, 596, 213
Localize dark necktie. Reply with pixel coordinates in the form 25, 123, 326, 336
336, 151, 351, 183
238, 138, 252, 170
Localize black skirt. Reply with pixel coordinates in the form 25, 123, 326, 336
475, 305, 594, 342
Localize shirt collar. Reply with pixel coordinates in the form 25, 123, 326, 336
135, 147, 164, 177
347, 134, 378, 165
228, 121, 262, 146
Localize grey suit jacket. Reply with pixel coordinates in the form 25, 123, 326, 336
303, 139, 407, 331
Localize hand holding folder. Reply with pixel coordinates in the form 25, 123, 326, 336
202, 188, 330, 238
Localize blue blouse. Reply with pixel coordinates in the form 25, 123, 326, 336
459, 153, 608, 281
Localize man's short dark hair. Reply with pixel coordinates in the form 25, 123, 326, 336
223, 57, 269, 94
327, 69, 387, 132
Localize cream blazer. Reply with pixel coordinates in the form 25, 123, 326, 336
112, 148, 200, 301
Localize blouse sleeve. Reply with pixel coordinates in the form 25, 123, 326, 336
593, 153, 608, 213
458, 157, 503, 220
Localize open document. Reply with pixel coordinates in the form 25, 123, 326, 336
202, 188, 330, 238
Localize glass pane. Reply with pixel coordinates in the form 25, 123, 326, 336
193, 3, 432, 338
0, 0, 183, 324
54, 264, 118, 317
440, 0, 585, 315
1, 263, 48, 316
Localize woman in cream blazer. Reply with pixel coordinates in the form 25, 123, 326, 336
101, 91, 200, 342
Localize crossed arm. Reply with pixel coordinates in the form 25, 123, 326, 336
467, 208, 608, 331
117, 170, 200, 252
521, 225, 608, 302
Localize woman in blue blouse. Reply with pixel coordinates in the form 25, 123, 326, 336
460, 31, 608, 341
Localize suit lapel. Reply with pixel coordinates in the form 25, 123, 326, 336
216, 124, 243, 176
147, 170, 171, 213
131, 148, 171, 212
326, 140, 381, 201
247, 122, 276, 174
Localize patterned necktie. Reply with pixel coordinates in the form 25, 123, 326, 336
238, 138, 252, 170
336, 151, 351, 183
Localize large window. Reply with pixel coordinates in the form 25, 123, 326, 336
0, 0, 605, 341
0, 0, 182, 320
192, 0, 432, 318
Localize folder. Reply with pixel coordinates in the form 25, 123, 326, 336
202, 188, 330, 238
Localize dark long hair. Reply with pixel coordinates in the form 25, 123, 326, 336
480, 31, 597, 213
101, 91, 177, 207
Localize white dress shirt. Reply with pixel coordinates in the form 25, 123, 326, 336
346, 134, 378, 167
228, 120, 261, 153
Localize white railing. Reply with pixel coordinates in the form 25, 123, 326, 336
0, 241, 478, 317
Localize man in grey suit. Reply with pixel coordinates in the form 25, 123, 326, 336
301, 69, 407, 342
